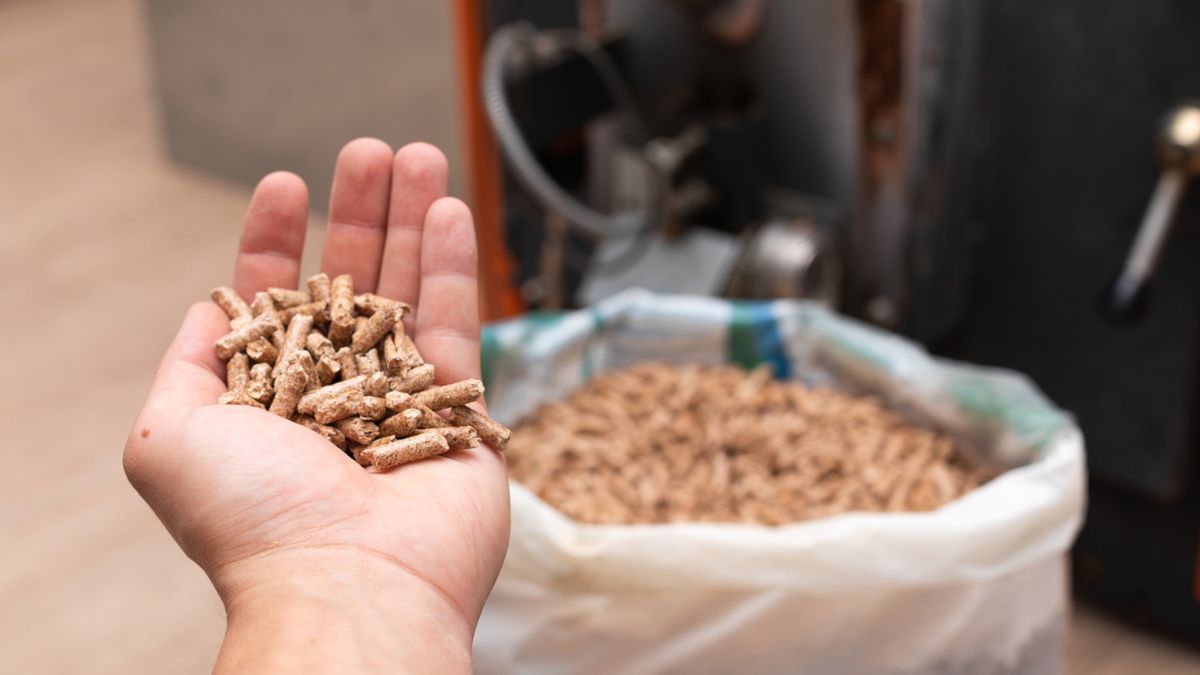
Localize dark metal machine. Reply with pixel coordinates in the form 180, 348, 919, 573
481, 0, 1200, 643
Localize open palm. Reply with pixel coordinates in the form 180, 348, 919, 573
123, 140, 509, 633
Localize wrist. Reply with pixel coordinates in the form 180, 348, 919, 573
212, 548, 473, 674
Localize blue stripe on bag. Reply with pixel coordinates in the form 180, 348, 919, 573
729, 301, 790, 379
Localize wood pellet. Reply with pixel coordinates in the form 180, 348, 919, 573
209, 274, 510, 469
506, 363, 993, 526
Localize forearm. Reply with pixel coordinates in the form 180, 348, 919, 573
212, 549, 473, 674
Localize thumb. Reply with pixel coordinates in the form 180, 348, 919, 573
126, 302, 228, 457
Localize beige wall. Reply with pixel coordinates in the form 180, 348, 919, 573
144, 0, 463, 210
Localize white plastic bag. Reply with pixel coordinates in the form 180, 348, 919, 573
475, 291, 1085, 675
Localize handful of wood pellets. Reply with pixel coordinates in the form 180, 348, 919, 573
209, 273, 510, 469
508, 363, 993, 525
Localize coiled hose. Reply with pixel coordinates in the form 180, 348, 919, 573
482, 23, 661, 239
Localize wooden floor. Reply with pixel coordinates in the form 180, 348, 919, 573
1, 0, 1197, 672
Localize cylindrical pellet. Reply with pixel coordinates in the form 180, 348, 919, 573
351, 306, 398, 354
381, 335, 402, 375
379, 408, 422, 437
384, 391, 416, 411
307, 272, 331, 305
352, 433, 395, 466
364, 371, 389, 397
246, 337, 277, 364
250, 292, 286, 350
218, 353, 252, 405
313, 388, 365, 424
388, 363, 435, 393
448, 405, 511, 451
308, 332, 339, 384
356, 348, 382, 376
306, 331, 335, 360
269, 361, 308, 418
297, 375, 366, 415
315, 355, 341, 385
250, 291, 273, 316
329, 274, 355, 346
226, 352, 250, 391
247, 362, 274, 403
268, 287, 311, 308
354, 293, 409, 318
274, 314, 314, 376
426, 425, 481, 451
415, 379, 485, 411
336, 416, 379, 445
280, 300, 328, 326
336, 347, 358, 379
284, 349, 320, 393
211, 287, 253, 327
214, 314, 277, 360
367, 431, 451, 469
359, 396, 388, 420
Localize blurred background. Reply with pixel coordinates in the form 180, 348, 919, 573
4, 0, 1200, 671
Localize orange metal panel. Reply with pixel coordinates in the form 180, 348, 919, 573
452, 0, 525, 320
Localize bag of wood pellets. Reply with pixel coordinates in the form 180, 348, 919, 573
474, 290, 1085, 675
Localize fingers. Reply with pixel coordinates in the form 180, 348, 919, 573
376, 143, 449, 309
414, 198, 481, 384
320, 138, 394, 292
233, 172, 309, 299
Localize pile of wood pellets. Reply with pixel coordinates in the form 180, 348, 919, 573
209, 273, 509, 469
507, 363, 993, 525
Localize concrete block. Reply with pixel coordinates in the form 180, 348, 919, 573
144, 0, 462, 211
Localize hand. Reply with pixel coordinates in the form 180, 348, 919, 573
123, 140, 509, 673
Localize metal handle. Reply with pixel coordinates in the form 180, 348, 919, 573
1109, 103, 1200, 318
